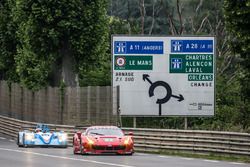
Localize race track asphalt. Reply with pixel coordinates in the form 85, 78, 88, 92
0, 134, 249, 167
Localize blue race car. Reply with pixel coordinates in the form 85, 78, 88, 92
17, 124, 68, 148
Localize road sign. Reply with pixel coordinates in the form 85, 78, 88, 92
112, 36, 215, 116
114, 56, 153, 70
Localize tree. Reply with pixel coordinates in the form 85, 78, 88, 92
0, 0, 18, 82
12, 0, 108, 90
224, 0, 250, 101
224, 0, 250, 129
75, 0, 109, 86
108, 0, 173, 35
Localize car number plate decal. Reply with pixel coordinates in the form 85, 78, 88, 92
104, 138, 113, 142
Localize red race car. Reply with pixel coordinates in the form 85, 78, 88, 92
73, 126, 134, 155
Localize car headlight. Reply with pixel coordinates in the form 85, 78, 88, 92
59, 134, 68, 141
26, 133, 34, 141
124, 137, 130, 145
86, 137, 94, 145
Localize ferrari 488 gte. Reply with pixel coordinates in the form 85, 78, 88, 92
73, 126, 134, 155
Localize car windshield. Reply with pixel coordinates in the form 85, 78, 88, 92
36, 124, 50, 132
87, 128, 124, 137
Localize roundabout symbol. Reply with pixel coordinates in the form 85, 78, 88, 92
143, 74, 184, 116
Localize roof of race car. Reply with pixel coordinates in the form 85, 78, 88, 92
86, 126, 120, 130
36, 124, 50, 132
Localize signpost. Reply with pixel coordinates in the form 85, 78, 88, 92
112, 36, 215, 116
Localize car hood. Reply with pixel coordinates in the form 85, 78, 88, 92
87, 135, 127, 144
36, 132, 53, 144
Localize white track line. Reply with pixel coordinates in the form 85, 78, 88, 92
9, 139, 15, 142
158, 155, 169, 158
0, 137, 6, 140
136, 153, 147, 156
181, 158, 194, 161
203, 159, 219, 163
0, 147, 135, 167
230, 162, 246, 165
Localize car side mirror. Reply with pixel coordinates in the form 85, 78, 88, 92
128, 132, 133, 136
77, 131, 82, 139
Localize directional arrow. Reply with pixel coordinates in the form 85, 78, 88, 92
143, 74, 185, 116
171, 94, 184, 102
143, 74, 152, 84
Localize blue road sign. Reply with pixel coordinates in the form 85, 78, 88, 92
171, 40, 213, 53
171, 58, 182, 70
114, 41, 163, 54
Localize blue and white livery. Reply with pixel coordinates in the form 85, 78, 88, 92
17, 124, 68, 148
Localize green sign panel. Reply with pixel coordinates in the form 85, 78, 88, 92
170, 54, 213, 73
188, 74, 213, 81
115, 56, 153, 70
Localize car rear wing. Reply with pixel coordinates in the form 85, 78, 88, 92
20, 124, 57, 132
74, 125, 90, 132
20, 125, 36, 131
46, 125, 57, 131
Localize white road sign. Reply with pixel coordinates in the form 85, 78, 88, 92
112, 36, 215, 116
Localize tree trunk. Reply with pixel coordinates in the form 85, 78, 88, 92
61, 40, 77, 87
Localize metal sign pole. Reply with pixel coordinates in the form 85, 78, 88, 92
133, 117, 136, 128
184, 117, 188, 130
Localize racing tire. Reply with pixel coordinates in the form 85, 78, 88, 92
73, 137, 78, 154
17, 134, 22, 147
73, 137, 76, 154
23, 134, 28, 148
80, 145, 84, 155
79, 138, 86, 155
127, 152, 134, 156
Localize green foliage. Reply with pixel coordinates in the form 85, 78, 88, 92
223, 0, 250, 131
0, 0, 18, 82
108, 0, 172, 34
88, 16, 136, 87
70, 0, 109, 86
15, 48, 53, 90
13, 0, 60, 90
224, 0, 250, 54
224, 0, 250, 101
109, 16, 130, 35
7, 0, 109, 90
79, 61, 111, 86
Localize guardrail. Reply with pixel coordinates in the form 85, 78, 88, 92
0, 115, 249, 156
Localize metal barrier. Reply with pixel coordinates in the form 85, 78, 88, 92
0, 115, 249, 156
